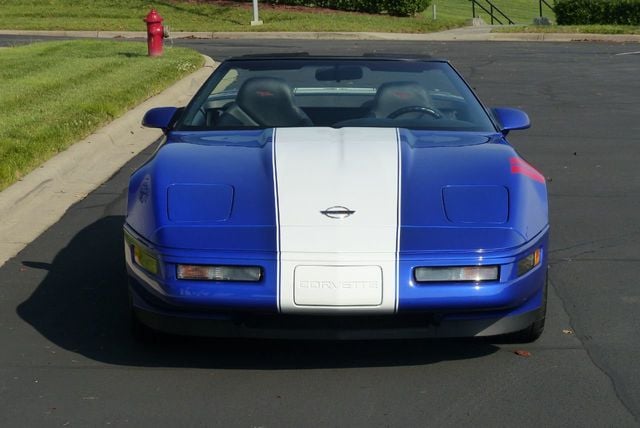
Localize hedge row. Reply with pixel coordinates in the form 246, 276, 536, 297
554, 0, 640, 25
260, 0, 431, 17
386, 0, 431, 16
264, 0, 382, 14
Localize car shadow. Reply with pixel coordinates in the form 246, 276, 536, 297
16, 215, 499, 369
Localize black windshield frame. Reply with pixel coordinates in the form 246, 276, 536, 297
174, 57, 499, 133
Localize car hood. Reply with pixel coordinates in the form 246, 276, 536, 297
125, 128, 547, 254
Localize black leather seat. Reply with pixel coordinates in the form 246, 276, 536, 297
217, 77, 312, 127
370, 81, 438, 119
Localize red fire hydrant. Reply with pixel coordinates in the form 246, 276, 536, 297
144, 9, 164, 57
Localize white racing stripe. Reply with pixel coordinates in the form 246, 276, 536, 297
274, 127, 400, 314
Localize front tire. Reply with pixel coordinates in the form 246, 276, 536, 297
129, 291, 159, 343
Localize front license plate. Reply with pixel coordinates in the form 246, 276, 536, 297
293, 265, 383, 307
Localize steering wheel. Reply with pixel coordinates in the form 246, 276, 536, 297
387, 105, 442, 119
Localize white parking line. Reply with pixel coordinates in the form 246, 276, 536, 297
615, 51, 640, 56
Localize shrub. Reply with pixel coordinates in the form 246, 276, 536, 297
320, 0, 383, 14
384, 0, 432, 16
554, 0, 640, 25
264, 0, 382, 13
262, 0, 431, 16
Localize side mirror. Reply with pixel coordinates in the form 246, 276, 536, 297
492, 107, 530, 135
142, 107, 179, 131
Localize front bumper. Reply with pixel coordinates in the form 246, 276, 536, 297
125, 225, 548, 339
129, 276, 541, 339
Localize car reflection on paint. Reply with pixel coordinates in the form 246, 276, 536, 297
124, 54, 548, 342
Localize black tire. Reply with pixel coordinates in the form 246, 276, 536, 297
506, 270, 548, 343
129, 292, 160, 344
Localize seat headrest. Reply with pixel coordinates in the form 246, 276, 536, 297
236, 77, 311, 127
371, 81, 432, 118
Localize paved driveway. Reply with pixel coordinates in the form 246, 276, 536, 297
1, 38, 639, 426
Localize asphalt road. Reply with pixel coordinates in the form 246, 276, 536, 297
1, 37, 639, 426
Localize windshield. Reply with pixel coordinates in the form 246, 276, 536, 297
176, 58, 496, 132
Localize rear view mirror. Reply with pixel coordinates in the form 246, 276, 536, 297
142, 107, 179, 131
492, 107, 530, 134
315, 66, 363, 82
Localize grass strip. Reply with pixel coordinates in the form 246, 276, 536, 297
492, 24, 640, 35
0, 40, 203, 191
23, 0, 640, 34
432, 0, 556, 25
0, 0, 464, 33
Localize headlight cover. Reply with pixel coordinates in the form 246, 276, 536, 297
125, 231, 159, 276
177, 264, 262, 282
414, 266, 499, 283
132, 244, 159, 276
517, 248, 542, 277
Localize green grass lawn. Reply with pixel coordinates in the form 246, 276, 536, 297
0, 0, 553, 32
0, 0, 464, 33
0, 40, 202, 191
429, 0, 555, 25
4, 0, 636, 34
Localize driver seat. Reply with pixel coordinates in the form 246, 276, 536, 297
370, 81, 434, 118
217, 77, 312, 127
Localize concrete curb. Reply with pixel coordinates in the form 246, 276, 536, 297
1, 29, 639, 43
489, 32, 640, 43
0, 55, 216, 267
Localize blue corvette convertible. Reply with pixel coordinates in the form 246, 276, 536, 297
124, 55, 548, 342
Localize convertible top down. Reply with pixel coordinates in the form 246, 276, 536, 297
124, 54, 548, 342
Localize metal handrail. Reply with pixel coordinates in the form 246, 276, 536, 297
539, 0, 553, 17
469, 0, 515, 25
